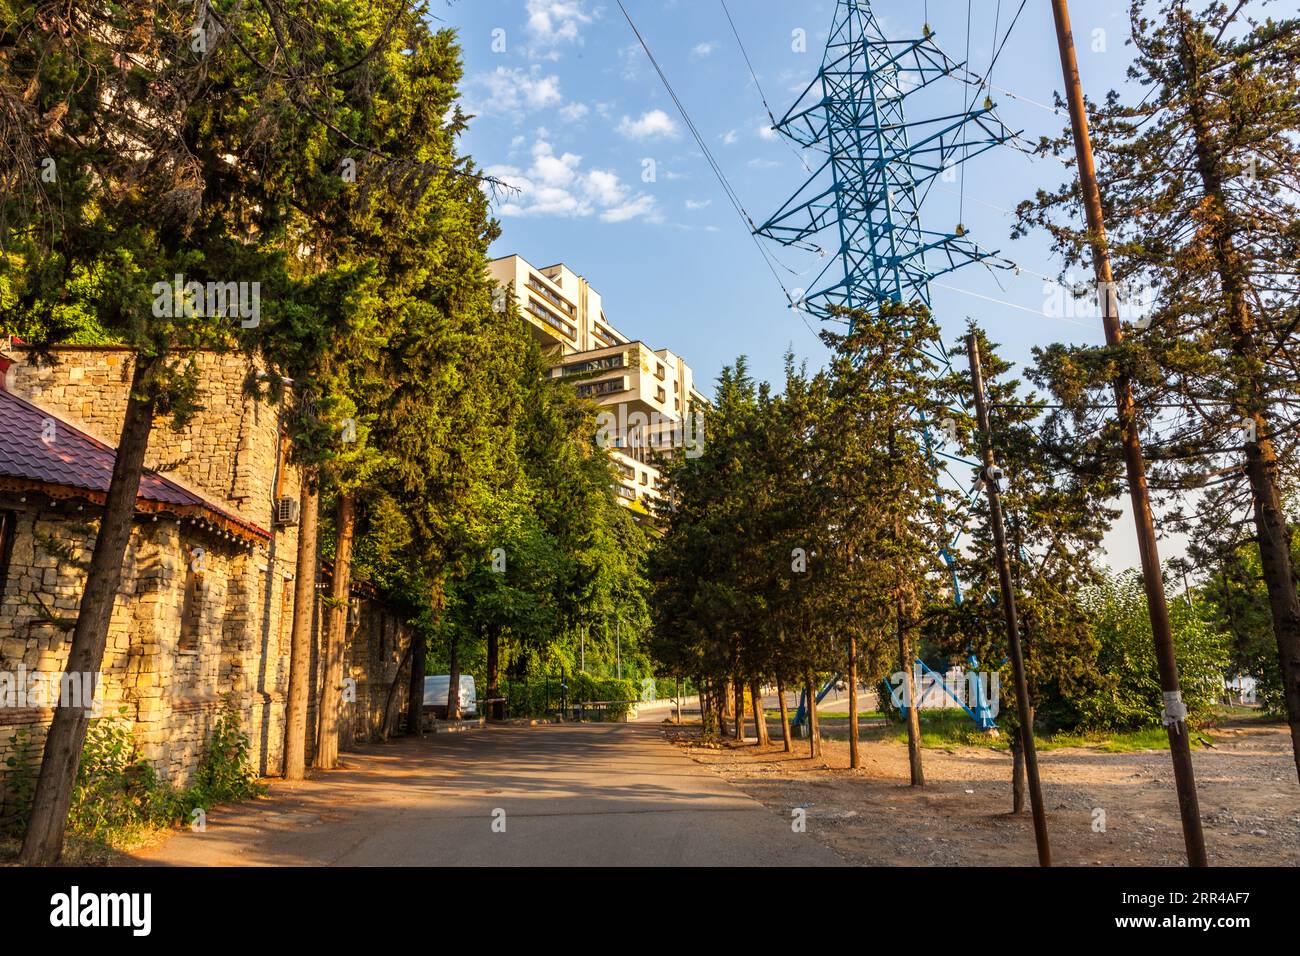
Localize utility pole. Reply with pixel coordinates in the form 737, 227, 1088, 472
966, 333, 1052, 867
1050, 0, 1207, 866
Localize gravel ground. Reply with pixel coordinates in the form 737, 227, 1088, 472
667, 719, 1300, 866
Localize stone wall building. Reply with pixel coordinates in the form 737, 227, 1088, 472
0, 345, 412, 822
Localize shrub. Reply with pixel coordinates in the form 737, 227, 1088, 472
0, 697, 262, 849
1068, 571, 1230, 731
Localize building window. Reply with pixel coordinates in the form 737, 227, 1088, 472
559, 353, 627, 377
656, 386, 667, 403
526, 298, 577, 340
179, 566, 204, 652
527, 274, 576, 316
575, 377, 627, 399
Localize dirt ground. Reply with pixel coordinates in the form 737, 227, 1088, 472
666, 718, 1300, 866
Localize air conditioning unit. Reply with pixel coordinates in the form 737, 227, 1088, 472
274, 496, 300, 528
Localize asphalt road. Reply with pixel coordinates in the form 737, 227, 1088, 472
127, 723, 843, 867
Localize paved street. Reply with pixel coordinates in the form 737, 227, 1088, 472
126, 723, 843, 867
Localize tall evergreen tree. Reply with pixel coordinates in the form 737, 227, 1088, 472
1017, 0, 1300, 778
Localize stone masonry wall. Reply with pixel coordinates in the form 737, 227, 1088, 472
0, 347, 412, 826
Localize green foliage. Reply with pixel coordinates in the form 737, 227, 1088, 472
1190, 536, 1296, 717
0, 727, 37, 835
928, 327, 1111, 734
1065, 572, 1231, 731
2, 702, 262, 848
652, 303, 959, 708
188, 698, 263, 807
1017, 0, 1300, 754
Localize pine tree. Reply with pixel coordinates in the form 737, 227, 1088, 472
815, 302, 955, 784
1017, 0, 1300, 778
934, 326, 1110, 809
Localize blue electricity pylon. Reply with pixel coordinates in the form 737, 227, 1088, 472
756, 0, 1020, 600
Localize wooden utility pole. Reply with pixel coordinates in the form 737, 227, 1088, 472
966, 333, 1052, 866
1049, 0, 1207, 866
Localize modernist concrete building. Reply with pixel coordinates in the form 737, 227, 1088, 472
488, 254, 707, 512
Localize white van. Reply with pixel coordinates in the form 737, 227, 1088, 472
423, 675, 477, 718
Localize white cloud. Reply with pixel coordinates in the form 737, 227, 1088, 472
601, 195, 658, 223
462, 67, 563, 122
685, 198, 712, 210
584, 169, 624, 206
560, 102, 590, 122
486, 135, 660, 224
757, 124, 778, 141
720, 129, 739, 145
747, 158, 780, 169
616, 109, 680, 140
692, 42, 716, 57
617, 43, 645, 81
526, 0, 593, 46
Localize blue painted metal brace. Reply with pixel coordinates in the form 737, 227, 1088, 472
792, 675, 842, 728
897, 658, 997, 730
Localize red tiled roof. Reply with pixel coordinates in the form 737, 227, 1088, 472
0, 389, 270, 541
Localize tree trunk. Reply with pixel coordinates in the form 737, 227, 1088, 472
1182, 50, 1300, 782
1243, 440, 1300, 780
749, 678, 768, 746
733, 679, 745, 741
283, 470, 320, 780
486, 626, 501, 721
675, 677, 682, 723
898, 600, 924, 786
446, 631, 461, 721
847, 634, 860, 769
19, 354, 159, 865
406, 628, 426, 735
380, 629, 412, 740
777, 677, 792, 752
1010, 732, 1026, 814
805, 672, 821, 758
706, 679, 718, 736
314, 492, 355, 769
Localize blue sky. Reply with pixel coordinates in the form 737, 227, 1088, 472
442, 0, 1165, 568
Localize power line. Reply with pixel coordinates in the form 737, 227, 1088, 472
616, 0, 822, 341
719, 0, 775, 127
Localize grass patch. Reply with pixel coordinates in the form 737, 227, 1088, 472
853, 710, 1212, 753
763, 709, 886, 719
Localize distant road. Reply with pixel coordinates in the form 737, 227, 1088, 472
127, 723, 843, 867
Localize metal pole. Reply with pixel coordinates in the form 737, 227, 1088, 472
966, 334, 1052, 866
1049, 0, 1207, 866
580, 624, 586, 673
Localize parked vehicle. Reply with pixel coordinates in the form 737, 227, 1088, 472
423, 675, 477, 718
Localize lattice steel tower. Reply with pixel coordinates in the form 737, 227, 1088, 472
757, 0, 1013, 349
756, 0, 1018, 601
